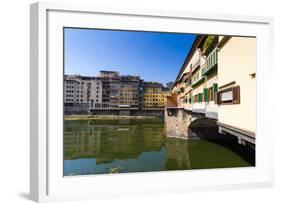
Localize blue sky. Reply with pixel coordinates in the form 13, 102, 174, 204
64, 28, 195, 85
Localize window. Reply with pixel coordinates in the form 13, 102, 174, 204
216, 86, 240, 105
208, 87, 214, 101
194, 95, 198, 103
221, 91, 233, 101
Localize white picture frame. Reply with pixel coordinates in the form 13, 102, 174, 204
30, 1, 274, 202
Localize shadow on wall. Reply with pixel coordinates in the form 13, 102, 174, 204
188, 117, 219, 139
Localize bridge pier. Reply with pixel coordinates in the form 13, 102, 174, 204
165, 108, 192, 138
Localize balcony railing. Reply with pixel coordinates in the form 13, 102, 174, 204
201, 48, 218, 76
191, 76, 205, 88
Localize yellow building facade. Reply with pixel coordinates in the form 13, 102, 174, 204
143, 82, 165, 109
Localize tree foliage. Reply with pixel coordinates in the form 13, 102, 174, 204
203, 35, 216, 51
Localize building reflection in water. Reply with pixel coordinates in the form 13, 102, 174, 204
64, 118, 253, 175
64, 119, 166, 165
165, 138, 191, 170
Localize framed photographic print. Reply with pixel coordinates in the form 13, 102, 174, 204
30, 2, 274, 202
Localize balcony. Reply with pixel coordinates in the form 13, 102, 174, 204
201, 48, 218, 76
191, 76, 205, 88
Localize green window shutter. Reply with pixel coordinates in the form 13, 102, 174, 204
199, 93, 202, 103
213, 83, 219, 104
213, 83, 218, 93
204, 88, 209, 102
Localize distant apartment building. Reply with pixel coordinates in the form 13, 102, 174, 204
99, 70, 119, 78
99, 71, 119, 108
143, 82, 165, 109
64, 70, 166, 114
64, 75, 102, 114
109, 75, 143, 109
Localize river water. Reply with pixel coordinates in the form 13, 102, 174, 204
64, 118, 255, 176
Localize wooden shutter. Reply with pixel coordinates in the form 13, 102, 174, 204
203, 88, 209, 102
232, 86, 240, 104
214, 91, 219, 104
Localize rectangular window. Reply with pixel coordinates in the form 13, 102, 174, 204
217, 86, 240, 105
209, 87, 214, 101
221, 90, 233, 101
194, 95, 198, 103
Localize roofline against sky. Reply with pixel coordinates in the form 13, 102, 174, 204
174, 35, 203, 83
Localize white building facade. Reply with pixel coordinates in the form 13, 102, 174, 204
64, 75, 102, 113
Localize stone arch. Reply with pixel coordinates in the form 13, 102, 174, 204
188, 117, 218, 139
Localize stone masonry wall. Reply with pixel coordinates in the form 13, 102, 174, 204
165, 108, 192, 139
